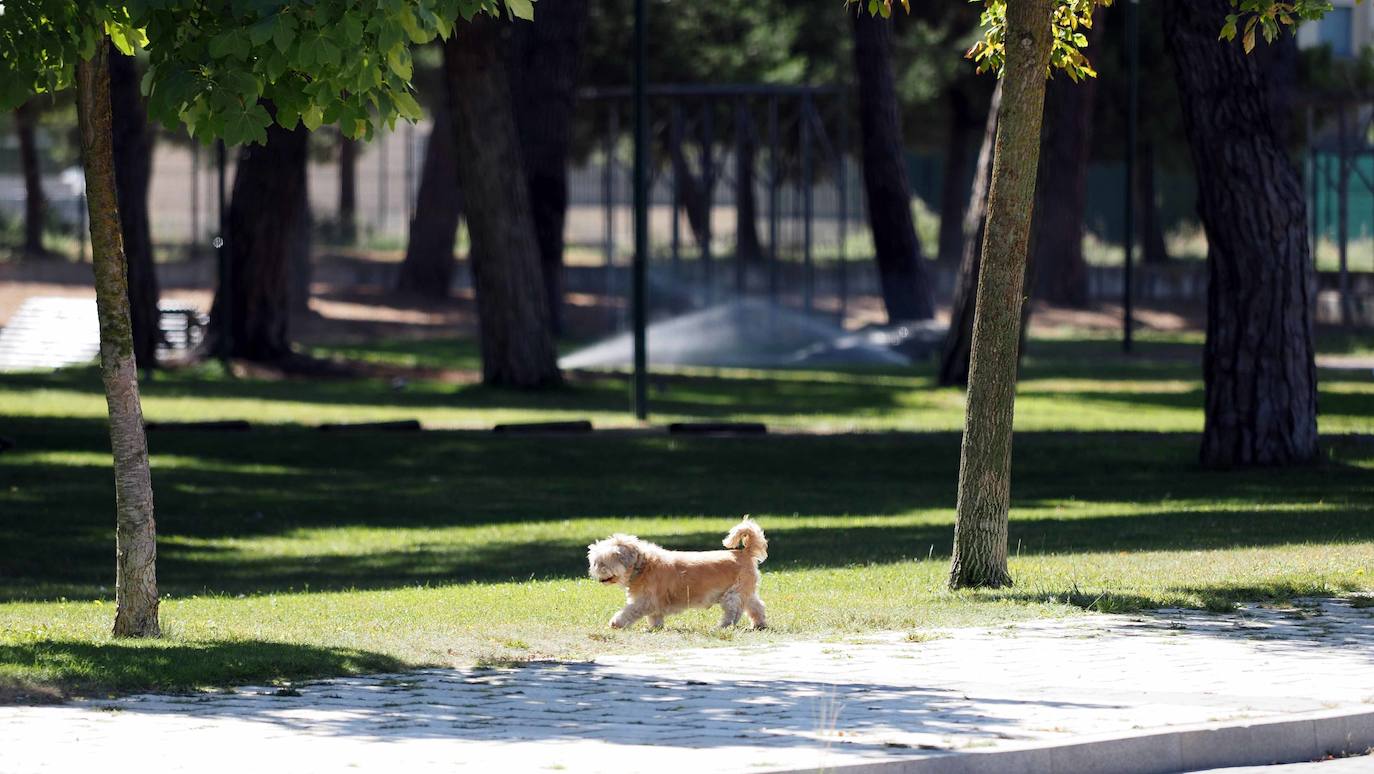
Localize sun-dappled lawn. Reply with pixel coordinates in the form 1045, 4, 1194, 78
0, 332, 1371, 698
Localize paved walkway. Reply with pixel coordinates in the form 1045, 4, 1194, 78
4, 599, 1374, 774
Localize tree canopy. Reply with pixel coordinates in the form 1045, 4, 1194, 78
0, 0, 526, 145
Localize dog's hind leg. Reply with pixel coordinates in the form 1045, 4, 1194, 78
744, 595, 767, 630
718, 589, 742, 629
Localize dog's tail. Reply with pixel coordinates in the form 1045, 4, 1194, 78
723, 516, 767, 563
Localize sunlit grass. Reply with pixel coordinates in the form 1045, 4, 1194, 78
0, 333, 1370, 698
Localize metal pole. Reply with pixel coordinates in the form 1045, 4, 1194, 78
216, 139, 231, 362
377, 131, 388, 237
1123, 0, 1139, 353
631, 0, 649, 420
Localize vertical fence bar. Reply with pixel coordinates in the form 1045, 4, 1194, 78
1123, 0, 1139, 353
604, 104, 619, 330
1338, 102, 1351, 328
702, 100, 715, 303
768, 95, 780, 306
836, 93, 849, 325
404, 122, 416, 227
671, 102, 682, 276
734, 96, 748, 296
801, 93, 814, 314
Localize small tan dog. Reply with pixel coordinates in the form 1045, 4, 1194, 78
587, 517, 768, 630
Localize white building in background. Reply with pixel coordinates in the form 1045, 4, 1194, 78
1296, 0, 1371, 58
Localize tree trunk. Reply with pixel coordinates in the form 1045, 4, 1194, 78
207, 115, 308, 362
948, 0, 1054, 590
671, 140, 713, 250
76, 44, 160, 638
445, 23, 561, 388
14, 101, 46, 258
508, 0, 589, 336
735, 109, 765, 265
290, 178, 313, 316
109, 44, 162, 370
1164, 0, 1318, 467
1027, 53, 1100, 308
937, 88, 979, 265
1138, 141, 1170, 264
939, 82, 1001, 387
338, 135, 358, 244
397, 105, 463, 298
852, 12, 935, 322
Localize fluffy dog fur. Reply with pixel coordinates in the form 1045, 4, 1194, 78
587, 517, 768, 630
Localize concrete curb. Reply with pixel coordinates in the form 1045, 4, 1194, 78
777, 708, 1374, 774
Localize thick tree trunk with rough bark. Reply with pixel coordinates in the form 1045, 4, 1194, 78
109, 45, 161, 370
671, 141, 713, 250
939, 82, 1001, 387
445, 24, 561, 388
948, 0, 1054, 590
14, 101, 46, 258
1028, 24, 1101, 309
207, 116, 309, 362
937, 89, 979, 265
77, 45, 160, 638
397, 106, 463, 298
1164, 0, 1318, 467
338, 135, 358, 244
852, 12, 935, 322
508, 0, 589, 336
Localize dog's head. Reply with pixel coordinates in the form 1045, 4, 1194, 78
587, 534, 641, 586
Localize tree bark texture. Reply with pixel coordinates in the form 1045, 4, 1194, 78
109, 44, 162, 370
1164, 0, 1318, 467
508, 0, 589, 336
397, 104, 463, 298
939, 81, 1001, 387
852, 12, 935, 322
1028, 23, 1102, 309
948, 0, 1054, 590
14, 101, 46, 257
445, 23, 562, 388
208, 115, 309, 362
77, 44, 160, 638
338, 135, 358, 244
937, 88, 979, 265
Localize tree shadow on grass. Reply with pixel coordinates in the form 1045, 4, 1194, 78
0, 639, 403, 704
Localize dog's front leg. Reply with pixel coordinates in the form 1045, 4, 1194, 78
610, 599, 651, 629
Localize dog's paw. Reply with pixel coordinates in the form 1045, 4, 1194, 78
608, 618, 625, 629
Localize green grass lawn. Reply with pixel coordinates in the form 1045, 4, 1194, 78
0, 332, 1371, 700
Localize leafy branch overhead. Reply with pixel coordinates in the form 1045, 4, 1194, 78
0, 0, 533, 146
864, 0, 1346, 81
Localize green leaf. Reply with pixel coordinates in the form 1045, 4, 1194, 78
302, 104, 325, 131
273, 14, 298, 54
393, 90, 423, 121
249, 16, 277, 47
387, 47, 413, 81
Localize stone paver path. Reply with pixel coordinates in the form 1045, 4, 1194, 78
4, 600, 1374, 774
